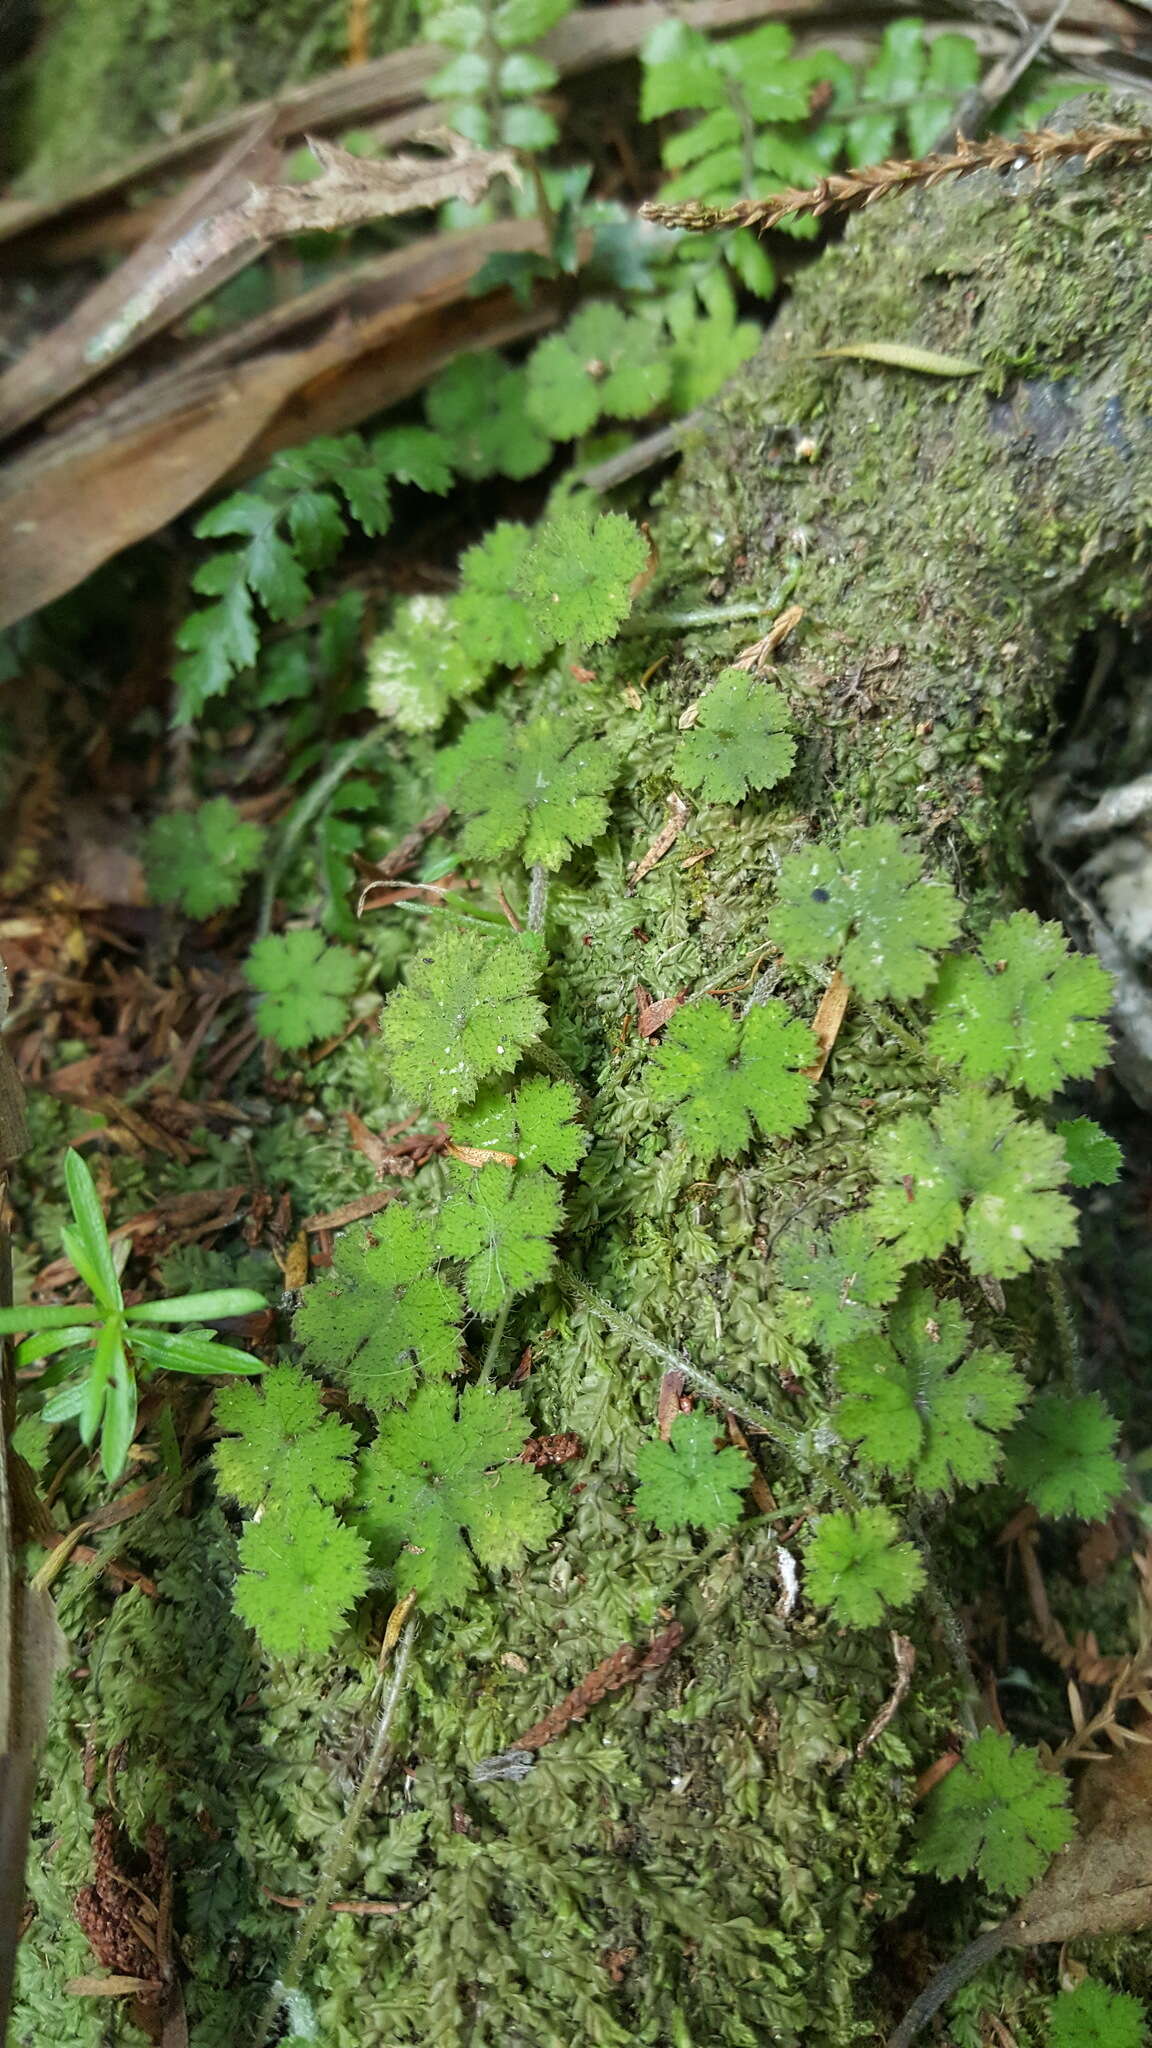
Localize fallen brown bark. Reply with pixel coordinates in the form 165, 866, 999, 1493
0, 221, 565, 631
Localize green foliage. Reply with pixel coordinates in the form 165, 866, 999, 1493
293, 1209, 462, 1412
455, 521, 553, 671
0, 1149, 264, 1482
835, 1284, 1029, 1495
244, 929, 360, 1050
1047, 1978, 1147, 2048
424, 353, 550, 481
774, 1213, 907, 1350
434, 710, 620, 868
358, 1381, 557, 1608
803, 1506, 925, 1628
173, 434, 393, 721
378, 921, 545, 1115
233, 1495, 371, 1659
927, 910, 1113, 1098
915, 1729, 1075, 1895
143, 797, 266, 919
639, 16, 980, 296
678, 667, 796, 805
1002, 1392, 1126, 1521
452, 1076, 589, 1173
868, 1088, 1078, 1279
525, 301, 673, 438
516, 502, 648, 649
1058, 1117, 1123, 1189
647, 996, 816, 1161
633, 1409, 749, 1532
422, 0, 573, 151
773, 823, 962, 1000
438, 1164, 565, 1314
366, 593, 483, 734
213, 1363, 358, 1509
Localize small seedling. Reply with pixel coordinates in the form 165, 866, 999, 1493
0, 1150, 264, 1480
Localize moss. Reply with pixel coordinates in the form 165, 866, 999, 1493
13, 0, 420, 193
17, 100, 1152, 2046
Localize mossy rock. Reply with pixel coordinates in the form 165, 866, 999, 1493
10, 0, 420, 193
16, 102, 1152, 2048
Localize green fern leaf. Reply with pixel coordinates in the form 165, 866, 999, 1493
868, 1088, 1078, 1279
366, 593, 485, 733
144, 797, 266, 920
774, 1212, 908, 1349
233, 1495, 371, 1659
358, 1381, 557, 1609
633, 1410, 749, 1532
835, 1284, 1030, 1495
372, 424, 454, 494
525, 302, 672, 438
1002, 1392, 1125, 1521
927, 910, 1113, 1097
647, 996, 816, 1161
1047, 1978, 1147, 2048
678, 667, 796, 805
516, 503, 648, 648
425, 353, 550, 480
213, 1363, 357, 1508
244, 929, 360, 1051
773, 823, 962, 1000
452, 1076, 589, 1173
804, 1506, 925, 1627
435, 710, 620, 869
294, 1209, 463, 1411
915, 1728, 1074, 1895
379, 921, 546, 1114
438, 1165, 565, 1314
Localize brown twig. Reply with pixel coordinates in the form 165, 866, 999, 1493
509, 1622, 685, 1752
642, 123, 1152, 235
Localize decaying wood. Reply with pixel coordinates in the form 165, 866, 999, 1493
0, 220, 568, 632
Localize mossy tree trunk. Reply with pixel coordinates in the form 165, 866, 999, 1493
15, 101, 1152, 2048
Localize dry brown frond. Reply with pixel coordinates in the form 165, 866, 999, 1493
642, 125, 1152, 237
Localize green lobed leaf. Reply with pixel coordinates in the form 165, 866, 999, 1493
358, 1381, 557, 1610
804, 1506, 925, 1628
1047, 1977, 1147, 2048
366, 593, 486, 733
379, 921, 545, 1115
647, 996, 816, 1161
525, 302, 673, 440
867, 1088, 1078, 1279
772, 823, 962, 1001
678, 667, 797, 805
928, 911, 1113, 1098
234, 1496, 371, 1659
425, 353, 551, 481
294, 1209, 462, 1412
633, 1410, 750, 1532
1057, 1117, 1123, 1189
915, 1729, 1074, 1895
434, 709, 620, 869
438, 1165, 565, 1315
774, 1212, 909, 1351
454, 521, 554, 672
214, 1363, 358, 1509
515, 503, 648, 649
835, 1283, 1030, 1495
1002, 1392, 1126, 1521
143, 797, 267, 921
244, 929, 361, 1051
452, 1076, 589, 1175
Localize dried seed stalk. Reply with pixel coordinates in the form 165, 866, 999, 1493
642, 124, 1152, 236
